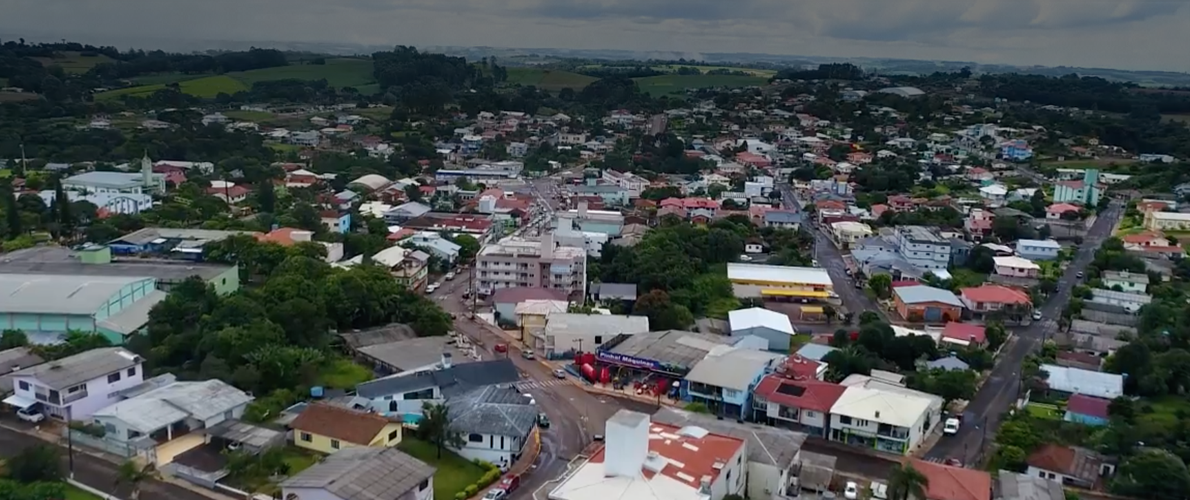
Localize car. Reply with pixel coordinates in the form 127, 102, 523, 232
445, 272, 456, 281
1076, 271, 1084, 279
943, 417, 960, 435
945, 458, 964, 467
869, 482, 889, 500
498, 475, 521, 494
482, 489, 507, 500
592, 434, 604, 442
553, 368, 567, 379
521, 350, 535, 360
16, 406, 44, 423
1032, 310, 1043, 321
494, 343, 508, 354
537, 413, 551, 429
844, 481, 859, 500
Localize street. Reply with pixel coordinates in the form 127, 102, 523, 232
925, 202, 1123, 464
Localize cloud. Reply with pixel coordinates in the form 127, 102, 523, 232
2, 0, 1189, 70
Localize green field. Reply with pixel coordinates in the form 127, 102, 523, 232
398, 438, 488, 500
129, 72, 211, 86
650, 64, 777, 77
0, 91, 37, 102
229, 58, 377, 89
505, 68, 598, 91
1161, 114, 1190, 123
31, 51, 113, 74
96, 75, 249, 99
633, 74, 768, 96
224, 110, 275, 121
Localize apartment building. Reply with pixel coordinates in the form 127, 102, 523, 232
895, 226, 951, 271
476, 234, 587, 298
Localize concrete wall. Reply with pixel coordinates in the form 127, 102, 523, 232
454, 431, 526, 465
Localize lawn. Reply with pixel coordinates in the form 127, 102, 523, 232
505, 68, 598, 92
224, 110, 275, 122
280, 447, 321, 475
1026, 402, 1063, 420
1037, 159, 1140, 171
0, 91, 37, 102
229, 58, 377, 90
64, 484, 102, 500
317, 358, 373, 389
650, 64, 777, 77
129, 72, 211, 86
398, 437, 487, 500
1160, 114, 1190, 124
633, 74, 768, 96
356, 105, 395, 121
31, 51, 113, 73
96, 75, 249, 100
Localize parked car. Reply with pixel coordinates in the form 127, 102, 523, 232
1076, 271, 1084, 279
1032, 310, 1043, 321
553, 368, 567, 379
844, 481, 859, 500
498, 475, 521, 494
446, 272, 456, 280
482, 489, 507, 500
494, 343, 508, 354
943, 417, 961, 435
16, 406, 44, 423
537, 413, 551, 429
521, 350, 535, 360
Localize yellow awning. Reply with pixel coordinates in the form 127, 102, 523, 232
800, 306, 825, 314
760, 289, 831, 298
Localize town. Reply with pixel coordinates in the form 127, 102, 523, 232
0, 40, 1189, 500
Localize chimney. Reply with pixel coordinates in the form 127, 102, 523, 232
540, 232, 555, 258
291, 230, 313, 242
578, 199, 589, 219
441, 352, 453, 369
604, 410, 650, 478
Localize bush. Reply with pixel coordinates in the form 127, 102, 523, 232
455, 493, 466, 500
464, 485, 478, 497
69, 421, 106, 437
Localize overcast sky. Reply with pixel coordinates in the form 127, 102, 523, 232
4, 0, 1189, 71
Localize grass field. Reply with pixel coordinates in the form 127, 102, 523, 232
224, 110, 275, 121
129, 72, 211, 86
633, 74, 768, 96
1025, 402, 1063, 420
505, 68, 598, 91
1038, 158, 1140, 172
0, 91, 38, 102
398, 438, 488, 500
31, 51, 113, 74
230, 58, 376, 89
96, 75, 249, 99
1161, 114, 1190, 123
64, 484, 102, 500
650, 64, 777, 77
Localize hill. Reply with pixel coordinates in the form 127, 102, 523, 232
505, 68, 598, 91
95, 75, 249, 100
96, 58, 379, 99
632, 74, 768, 96
29, 51, 114, 74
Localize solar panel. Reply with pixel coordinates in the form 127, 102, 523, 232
775, 383, 806, 397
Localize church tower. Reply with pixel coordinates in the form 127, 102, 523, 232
141, 151, 152, 189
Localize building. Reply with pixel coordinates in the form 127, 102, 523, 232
492, 287, 570, 325
548, 410, 747, 500
895, 226, 951, 271
321, 210, 352, 234
1046, 203, 1081, 220
1015, 239, 1061, 261
911, 459, 992, 500
996, 470, 1065, 500
0, 274, 167, 345
476, 234, 587, 298
1101, 271, 1148, 294
37, 190, 153, 216
684, 346, 786, 420
572, 181, 630, 207
1143, 211, 1190, 231
355, 358, 520, 414
384, 202, 433, 224
828, 385, 941, 455
108, 228, 260, 257
1025, 444, 1114, 489
993, 256, 1041, 278
0, 245, 240, 296
764, 210, 803, 230
1064, 394, 1111, 427
1053, 169, 1100, 207
258, 228, 344, 263
727, 308, 797, 351
349, 336, 473, 377
752, 377, 846, 437
1039, 364, 1123, 400
590, 283, 638, 305
0, 348, 44, 397
62, 153, 164, 194
281, 447, 435, 500
404, 232, 462, 263
831, 221, 873, 247
339, 246, 429, 292
1000, 140, 1034, 161
558, 202, 625, 236
446, 385, 538, 466
727, 263, 834, 301
602, 170, 648, 198
3, 347, 144, 421
892, 285, 964, 323
290, 403, 403, 454
1088, 289, 1151, 312
940, 322, 987, 348
533, 313, 650, 358
960, 285, 1032, 317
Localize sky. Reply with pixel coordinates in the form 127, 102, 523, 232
4, 0, 1190, 71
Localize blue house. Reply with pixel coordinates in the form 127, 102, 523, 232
682, 347, 785, 420
1064, 394, 1111, 427
1016, 239, 1061, 261
1000, 140, 1034, 161
321, 211, 351, 234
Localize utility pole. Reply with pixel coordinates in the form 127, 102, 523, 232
67, 405, 74, 479
19, 143, 27, 177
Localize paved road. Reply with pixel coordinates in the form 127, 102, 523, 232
0, 425, 215, 500
925, 202, 1124, 465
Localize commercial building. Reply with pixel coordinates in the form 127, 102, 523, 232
892, 285, 964, 323
572, 180, 630, 207
0, 245, 240, 295
828, 385, 941, 455
549, 410, 748, 500
38, 190, 153, 215
727, 263, 834, 301
1144, 211, 1190, 231
533, 312, 650, 358
0, 274, 167, 344
108, 228, 260, 258
894, 226, 951, 271
595, 330, 735, 378
684, 346, 786, 420
557, 201, 625, 236
476, 234, 588, 298
728, 307, 797, 351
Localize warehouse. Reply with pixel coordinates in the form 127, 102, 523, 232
0, 274, 165, 345
727, 263, 835, 301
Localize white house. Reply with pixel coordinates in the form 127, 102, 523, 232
1101, 271, 1149, 294
1088, 289, 1152, 313
3, 348, 144, 421
993, 256, 1041, 278
1039, 364, 1123, 399
828, 385, 941, 455
728, 308, 797, 351
446, 385, 539, 467
979, 184, 1008, 205
534, 313, 650, 358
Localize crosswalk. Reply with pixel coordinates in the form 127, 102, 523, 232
516, 378, 576, 391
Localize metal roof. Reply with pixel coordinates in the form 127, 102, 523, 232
356, 358, 519, 400
0, 247, 232, 282
893, 285, 964, 307
544, 313, 650, 337
604, 330, 733, 369
446, 385, 538, 437
1039, 364, 1123, 399
729, 308, 795, 335
727, 263, 833, 287
356, 336, 471, 372
830, 386, 935, 428
12, 348, 141, 390
0, 274, 154, 315
684, 346, 784, 391
97, 289, 168, 335
996, 471, 1064, 500
63, 171, 144, 189
93, 380, 254, 433
281, 447, 434, 500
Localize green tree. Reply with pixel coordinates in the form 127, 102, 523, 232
1111, 449, 1190, 500
115, 461, 160, 500
993, 445, 1028, 472
6, 444, 61, 483
418, 401, 464, 459
0, 329, 28, 349
256, 180, 276, 213
868, 273, 892, 299
684, 402, 711, 413
888, 463, 929, 500
452, 234, 480, 262
2, 180, 22, 236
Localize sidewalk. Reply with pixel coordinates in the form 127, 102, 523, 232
467, 428, 542, 500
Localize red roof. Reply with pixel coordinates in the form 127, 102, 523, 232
890, 280, 920, 288
660, 197, 719, 209
960, 285, 1031, 305
910, 459, 992, 500
587, 421, 743, 488
870, 204, 889, 218
753, 376, 846, 413
941, 322, 986, 344
1057, 180, 1085, 189
815, 200, 846, 210
776, 354, 823, 381
1046, 203, 1081, 214
386, 227, 417, 242
1066, 394, 1111, 419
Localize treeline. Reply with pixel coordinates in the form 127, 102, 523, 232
87, 48, 289, 81
774, 63, 866, 81
576, 66, 665, 79
977, 73, 1190, 114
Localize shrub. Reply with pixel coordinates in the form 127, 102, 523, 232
69, 421, 106, 438
455, 493, 466, 500
464, 485, 478, 497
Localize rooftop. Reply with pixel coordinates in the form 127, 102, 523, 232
93, 380, 253, 434
961, 285, 1032, 305
12, 348, 141, 390
290, 403, 396, 446
894, 285, 964, 307
910, 459, 992, 500
446, 385, 538, 437
753, 377, 846, 413
604, 330, 734, 370
995, 470, 1065, 500
994, 256, 1040, 270
1025, 444, 1104, 483
651, 407, 806, 467
479, 237, 585, 260
897, 225, 947, 244
830, 386, 935, 428
727, 263, 833, 287
685, 346, 785, 391
356, 336, 472, 373
1039, 364, 1123, 399
1066, 394, 1111, 419
64, 171, 145, 189
356, 358, 519, 400
545, 313, 650, 337
941, 322, 987, 344
0, 274, 156, 316
728, 307, 795, 336
281, 447, 434, 500
112, 227, 259, 247
592, 282, 638, 300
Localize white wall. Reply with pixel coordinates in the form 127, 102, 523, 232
454, 432, 525, 465
1025, 466, 1072, 485
709, 444, 748, 500
12, 362, 145, 420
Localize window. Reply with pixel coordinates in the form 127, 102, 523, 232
469, 433, 484, 443
594, 335, 603, 344
17, 381, 28, 391
127, 367, 136, 377
331, 439, 341, 450
300, 432, 312, 442
223, 410, 233, 420
419, 479, 430, 491
107, 372, 121, 383
723, 389, 740, 399
389, 430, 399, 442
726, 470, 732, 482
839, 415, 852, 425
68, 385, 82, 394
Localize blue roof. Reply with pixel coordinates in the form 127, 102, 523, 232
796, 343, 838, 361
764, 210, 804, 224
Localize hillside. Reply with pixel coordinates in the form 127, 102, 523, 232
505, 68, 598, 91
97, 58, 379, 99
632, 74, 768, 96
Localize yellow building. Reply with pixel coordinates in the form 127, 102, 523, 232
516, 299, 569, 341
727, 262, 836, 300
290, 403, 403, 454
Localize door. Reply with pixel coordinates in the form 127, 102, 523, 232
924, 307, 942, 322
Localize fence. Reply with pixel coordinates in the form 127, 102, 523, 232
63, 428, 139, 459
160, 462, 228, 490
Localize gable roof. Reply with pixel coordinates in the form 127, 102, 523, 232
1039, 364, 1123, 399
685, 346, 785, 391
960, 285, 1032, 305
281, 447, 434, 500
446, 385, 538, 437
355, 358, 519, 400
651, 407, 807, 469
1025, 444, 1102, 481
12, 348, 140, 390
911, 459, 992, 500
94, 380, 253, 434
996, 471, 1064, 500
1065, 394, 1111, 419
830, 386, 934, 427
728, 308, 795, 335
894, 285, 964, 307
290, 404, 395, 445
941, 322, 987, 344
753, 377, 846, 413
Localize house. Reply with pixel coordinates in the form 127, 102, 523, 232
960, 285, 1032, 317
533, 313, 650, 358
1064, 394, 1111, 427
685, 346, 786, 420
290, 403, 403, 454
1015, 239, 1061, 261
280, 446, 435, 500
1039, 364, 1123, 399
828, 385, 942, 455
404, 232, 462, 263
549, 409, 748, 500
354, 358, 520, 414
764, 210, 803, 229
796, 344, 838, 362
206, 183, 250, 204
893, 285, 964, 323
1101, 271, 1148, 294
831, 221, 873, 247
446, 385, 538, 466
940, 322, 987, 348
0, 348, 44, 397
911, 458, 993, 500
996, 470, 1066, 500
1025, 444, 1115, 489
1046, 203, 1082, 220
925, 356, 970, 372
993, 256, 1040, 278
728, 308, 797, 351
1122, 231, 1183, 256
752, 377, 846, 437
492, 287, 570, 325
321, 210, 352, 234
1088, 289, 1151, 313
1143, 211, 1190, 231
979, 184, 1007, 205
3, 347, 144, 421
91, 378, 253, 464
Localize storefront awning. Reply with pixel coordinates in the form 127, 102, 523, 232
760, 289, 831, 298
3, 394, 37, 409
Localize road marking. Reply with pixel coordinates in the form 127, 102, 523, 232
518, 378, 578, 390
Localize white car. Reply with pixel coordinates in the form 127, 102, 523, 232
844, 481, 859, 500
482, 489, 507, 500
943, 417, 961, 435
1032, 310, 1043, 321
17, 406, 44, 423
426, 283, 439, 294
445, 272, 456, 281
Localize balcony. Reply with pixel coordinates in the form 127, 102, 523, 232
63, 390, 89, 405
34, 391, 61, 405
777, 405, 800, 421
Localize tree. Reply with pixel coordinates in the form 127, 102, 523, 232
418, 402, 464, 459
0, 329, 28, 349
992, 445, 1028, 472
2, 180, 21, 236
452, 234, 480, 262
859, 311, 881, 325
6, 444, 61, 483
867, 274, 892, 299
256, 180, 276, 213
1111, 449, 1190, 500
911, 369, 977, 408
887, 463, 929, 500
115, 461, 160, 500
984, 322, 1008, 350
